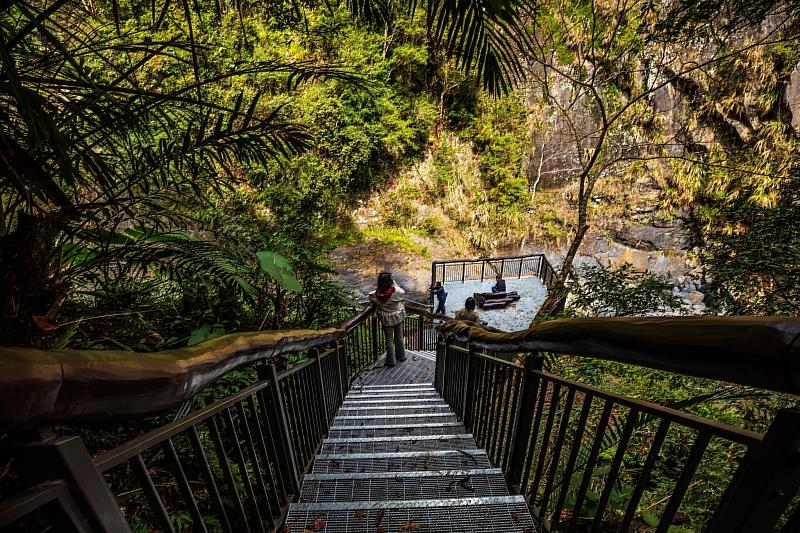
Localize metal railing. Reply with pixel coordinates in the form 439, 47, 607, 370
431, 253, 558, 287
435, 317, 800, 532
0, 308, 399, 532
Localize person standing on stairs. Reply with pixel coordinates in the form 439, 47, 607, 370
369, 272, 407, 367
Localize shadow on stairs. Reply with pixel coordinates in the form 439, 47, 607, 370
284, 349, 536, 532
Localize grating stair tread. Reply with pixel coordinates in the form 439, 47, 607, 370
327, 423, 465, 439
285, 497, 535, 532
332, 413, 458, 427
336, 405, 453, 416
299, 469, 510, 502
284, 353, 535, 532
341, 398, 447, 407
320, 435, 477, 455
311, 450, 492, 474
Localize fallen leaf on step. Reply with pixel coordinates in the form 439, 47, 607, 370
354, 509, 365, 520
400, 521, 424, 530
313, 515, 326, 530
511, 512, 522, 523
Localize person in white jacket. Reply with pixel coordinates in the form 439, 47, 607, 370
368, 272, 407, 366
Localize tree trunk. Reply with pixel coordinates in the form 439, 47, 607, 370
0, 213, 59, 346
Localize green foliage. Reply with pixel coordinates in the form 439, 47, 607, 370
257, 251, 302, 292
566, 263, 682, 317
362, 227, 430, 258
704, 177, 800, 315
471, 95, 530, 210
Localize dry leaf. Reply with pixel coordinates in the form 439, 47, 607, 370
375, 509, 385, 528
354, 509, 365, 520
313, 516, 326, 530
511, 511, 521, 523
400, 521, 424, 530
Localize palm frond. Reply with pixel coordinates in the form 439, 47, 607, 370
427, 0, 535, 95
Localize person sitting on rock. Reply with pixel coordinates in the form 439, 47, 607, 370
491, 274, 507, 293
454, 297, 485, 326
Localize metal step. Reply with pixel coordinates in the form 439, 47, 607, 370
311, 450, 492, 474
320, 434, 477, 454
346, 390, 439, 400
332, 413, 458, 427
327, 422, 465, 439
341, 398, 447, 407
336, 405, 453, 416
285, 496, 535, 532
357, 383, 436, 389
350, 387, 436, 395
298, 468, 509, 503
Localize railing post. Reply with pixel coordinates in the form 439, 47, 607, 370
260, 363, 301, 496
371, 315, 380, 362
333, 340, 346, 402
480, 261, 485, 282
707, 408, 800, 532
461, 262, 466, 283
312, 349, 329, 430
417, 316, 424, 350
435, 338, 447, 394
4, 429, 132, 532
507, 353, 544, 493
462, 345, 477, 432
430, 263, 437, 310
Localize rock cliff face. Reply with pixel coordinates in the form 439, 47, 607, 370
784, 63, 800, 133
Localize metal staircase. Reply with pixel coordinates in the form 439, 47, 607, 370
284, 350, 536, 532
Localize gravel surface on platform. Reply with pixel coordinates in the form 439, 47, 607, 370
441, 277, 548, 332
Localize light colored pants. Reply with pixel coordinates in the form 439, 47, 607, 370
383, 323, 406, 366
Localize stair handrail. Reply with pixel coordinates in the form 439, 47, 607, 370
0, 305, 376, 429
437, 316, 800, 395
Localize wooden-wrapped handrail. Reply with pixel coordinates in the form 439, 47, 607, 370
437, 316, 800, 395
0, 306, 375, 429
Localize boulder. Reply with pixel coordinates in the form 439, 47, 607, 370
686, 291, 705, 304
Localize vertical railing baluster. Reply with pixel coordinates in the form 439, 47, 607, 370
520, 378, 550, 492
529, 382, 562, 506
188, 426, 233, 532
163, 438, 209, 533
463, 345, 477, 432
261, 364, 300, 495
235, 402, 274, 530
591, 408, 638, 532
371, 315, 379, 363
132, 454, 176, 533
507, 354, 544, 492
708, 409, 800, 532
223, 408, 266, 532
490, 366, 513, 464
552, 393, 594, 531
313, 350, 329, 432
248, 395, 284, 514
208, 416, 252, 533
539, 387, 575, 520
568, 401, 613, 532
502, 368, 524, 473
656, 430, 712, 533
